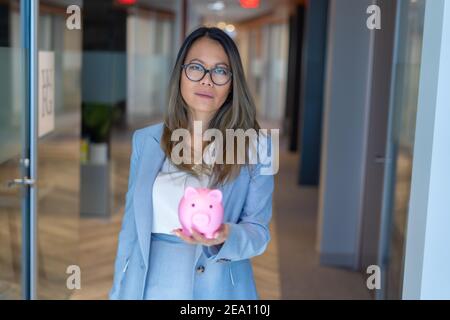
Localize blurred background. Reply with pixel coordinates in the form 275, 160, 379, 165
1, 0, 449, 300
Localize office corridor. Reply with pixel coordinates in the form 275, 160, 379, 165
2, 0, 450, 301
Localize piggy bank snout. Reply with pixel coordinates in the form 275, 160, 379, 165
192, 213, 211, 227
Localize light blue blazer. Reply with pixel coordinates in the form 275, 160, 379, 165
109, 122, 275, 300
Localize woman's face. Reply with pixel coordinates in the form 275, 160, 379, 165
180, 37, 232, 122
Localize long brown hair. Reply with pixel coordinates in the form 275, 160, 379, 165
161, 26, 261, 188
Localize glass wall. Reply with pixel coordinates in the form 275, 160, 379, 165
0, 0, 26, 299
126, 9, 175, 126
37, 2, 82, 299
236, 22, 289, 124
379, 0, 426, 300
30, 0, 176, 299
260, 23, 288, 122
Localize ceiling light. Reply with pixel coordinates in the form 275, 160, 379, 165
208, 1, 225, 11
217, 21, 227, 29
225, 24, 235, 33
240, 0, 259, 9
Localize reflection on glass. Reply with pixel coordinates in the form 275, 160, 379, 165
236, 23, 288, 123
37, 5, 81, 299
0, 1, 25, 299
127, 14, 174, 125
382, 0, 426, 300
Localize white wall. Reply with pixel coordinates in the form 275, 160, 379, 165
403, 0, 450, 299
317, 0, 375, 269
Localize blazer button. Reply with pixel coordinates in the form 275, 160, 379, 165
196, 265, 205, 274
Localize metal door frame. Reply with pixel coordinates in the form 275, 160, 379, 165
20, 0, 38, 300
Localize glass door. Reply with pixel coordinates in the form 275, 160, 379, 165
1, 0, 81, 300
35, 0, 81, 299
378, 0, 427, 300
0, 0, 29, 299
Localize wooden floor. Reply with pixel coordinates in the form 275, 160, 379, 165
0, 139, 80, 300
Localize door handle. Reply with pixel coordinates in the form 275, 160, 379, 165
374, 155, 391, 164
374, 156, 386, 164
7, 177, 36, 188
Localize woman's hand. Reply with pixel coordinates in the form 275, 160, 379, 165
172, 224, 229, 247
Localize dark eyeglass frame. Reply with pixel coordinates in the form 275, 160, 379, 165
181, 62, 232, 86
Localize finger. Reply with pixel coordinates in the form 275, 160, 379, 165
191, 229, 218, 246
174, 230, 197, 244
172, 228, 186, 239
206, 233, 224, 245
191, 229, 207, 243
180, 235, 197, 245
212, 234, 224, 245
213, 230, 227, 244
209, 226, 223, 241
190, 227, 204, 240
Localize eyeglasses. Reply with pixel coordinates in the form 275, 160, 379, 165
181, 62, 232, 86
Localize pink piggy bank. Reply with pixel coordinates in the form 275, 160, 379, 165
178, 187, 224, 239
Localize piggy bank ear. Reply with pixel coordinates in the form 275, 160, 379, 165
208, 189, 222, 202
184, 186, 198, 199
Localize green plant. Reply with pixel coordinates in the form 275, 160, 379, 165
82, 102, 120, 143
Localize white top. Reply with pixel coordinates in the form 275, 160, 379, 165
151, 143, 215, 235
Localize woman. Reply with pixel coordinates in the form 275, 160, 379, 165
109, 26, 274, 300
